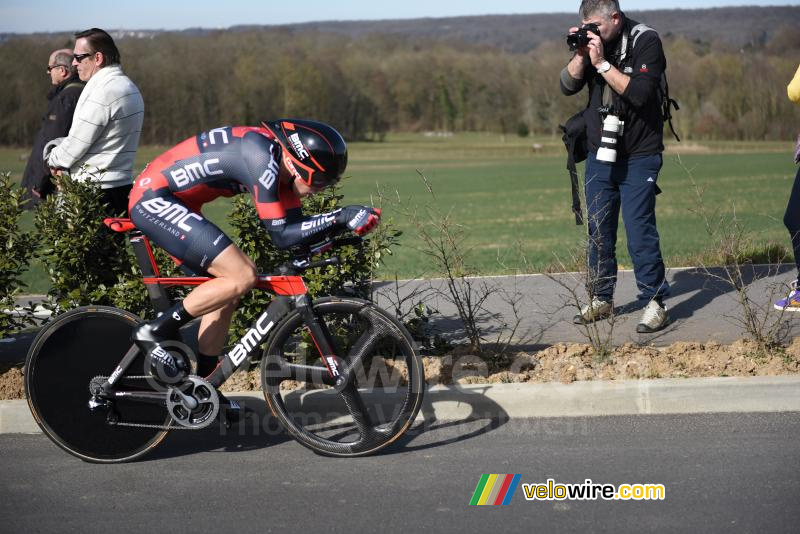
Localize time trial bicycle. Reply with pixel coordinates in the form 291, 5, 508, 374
24, 217, 425, 463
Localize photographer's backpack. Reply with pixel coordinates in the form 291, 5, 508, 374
560, 108, 589, 225
560, 23, 680, 225
628, 24, 681, 143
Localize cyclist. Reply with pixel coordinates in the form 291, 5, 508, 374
127, 119, 380, 395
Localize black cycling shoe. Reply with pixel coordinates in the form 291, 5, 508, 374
132, 323, 189, 384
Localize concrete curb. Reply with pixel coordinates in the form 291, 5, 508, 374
0, 400, 38, 434
3, 376, 799, 434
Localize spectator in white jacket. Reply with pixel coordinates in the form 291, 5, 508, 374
47, 28, 144, 216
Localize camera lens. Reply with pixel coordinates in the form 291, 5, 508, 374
597, 114, 621, 164
567, 33, 580, 51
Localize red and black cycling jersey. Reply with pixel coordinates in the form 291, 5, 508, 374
129, 126, 343, 250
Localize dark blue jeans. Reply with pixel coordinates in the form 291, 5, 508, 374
783, 166, 800, 279
584, 152, 670, 302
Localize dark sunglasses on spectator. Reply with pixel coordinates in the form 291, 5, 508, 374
46, 64, 67, 72
73, 52, 93, 62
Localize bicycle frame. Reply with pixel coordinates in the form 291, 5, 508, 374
100, 218, 346, 399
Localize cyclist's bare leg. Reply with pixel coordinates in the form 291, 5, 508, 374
182, 244, 257, 317
182, 244, 255, 374
193, 300, 238, 377
133, 244, 255, 382
196, 299, 238, 356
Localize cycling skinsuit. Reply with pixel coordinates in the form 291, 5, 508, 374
128, 126, 343, 275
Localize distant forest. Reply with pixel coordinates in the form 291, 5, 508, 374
1, 6, 799, 146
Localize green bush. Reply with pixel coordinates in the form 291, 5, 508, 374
227, 183, 400, 340
0, 172, 37, 336
34, 176, 155, 317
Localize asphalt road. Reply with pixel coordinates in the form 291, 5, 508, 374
2, 412, 798, 533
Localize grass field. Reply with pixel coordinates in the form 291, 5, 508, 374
2, 133, 796, 293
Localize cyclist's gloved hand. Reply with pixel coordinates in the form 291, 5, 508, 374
339, 205, 381, 236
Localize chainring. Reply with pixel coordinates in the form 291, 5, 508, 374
165, 376, 219, 429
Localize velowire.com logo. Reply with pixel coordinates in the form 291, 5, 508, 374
470, 475, 666, 505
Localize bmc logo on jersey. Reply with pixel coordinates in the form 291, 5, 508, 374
258, 144, 280, 190
349, 209, 367, 226
301, 213, 336, 232
288, 133, 310, 159
170, 158, 223, 188
141, 198, 203, 232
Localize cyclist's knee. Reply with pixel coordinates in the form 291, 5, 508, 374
233, 265, 258, 295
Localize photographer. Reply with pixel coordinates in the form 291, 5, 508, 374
560, 0, 671, 333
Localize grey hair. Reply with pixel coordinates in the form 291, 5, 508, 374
579, 0, 621, 20
53, 51, 77, 75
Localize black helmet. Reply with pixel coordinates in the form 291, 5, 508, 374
262, 119, 348, 188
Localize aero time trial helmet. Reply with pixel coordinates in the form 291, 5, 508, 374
262, 119, 348, 189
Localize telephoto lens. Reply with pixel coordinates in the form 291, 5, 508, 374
596, 114, 623, 163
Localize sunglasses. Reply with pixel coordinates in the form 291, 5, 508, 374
46, 64, 67, 73
73, 52, 93, 63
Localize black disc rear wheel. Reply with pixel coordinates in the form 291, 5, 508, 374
262, 297, 425, 457
25, 306, 171, 463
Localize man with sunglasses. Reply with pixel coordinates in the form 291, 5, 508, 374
127, 120, 380, 390
46, 28, 143, 216
21, 49, 84, 207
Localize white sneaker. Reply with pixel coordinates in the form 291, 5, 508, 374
636, 300, 670, 333
573, 297, 613, 324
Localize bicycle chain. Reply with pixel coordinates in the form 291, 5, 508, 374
89, 375, 213, 431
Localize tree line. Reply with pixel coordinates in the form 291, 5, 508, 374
0, 26, 798, 147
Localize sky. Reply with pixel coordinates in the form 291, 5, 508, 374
1, 0, 798, 33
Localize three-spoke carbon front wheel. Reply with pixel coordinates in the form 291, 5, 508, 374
262, 297, 425, 457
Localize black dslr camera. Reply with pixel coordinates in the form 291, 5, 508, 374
567, 23, 600, 51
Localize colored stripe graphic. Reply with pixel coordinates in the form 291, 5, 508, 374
493, 474, 514, 505
500, 475, 522, 505
477, 474, 498, 505
470, 474, 521, 506
486, 475, 504, 504
470, 475, 490, 505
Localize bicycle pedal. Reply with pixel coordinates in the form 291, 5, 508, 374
219, 401, 255, 426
